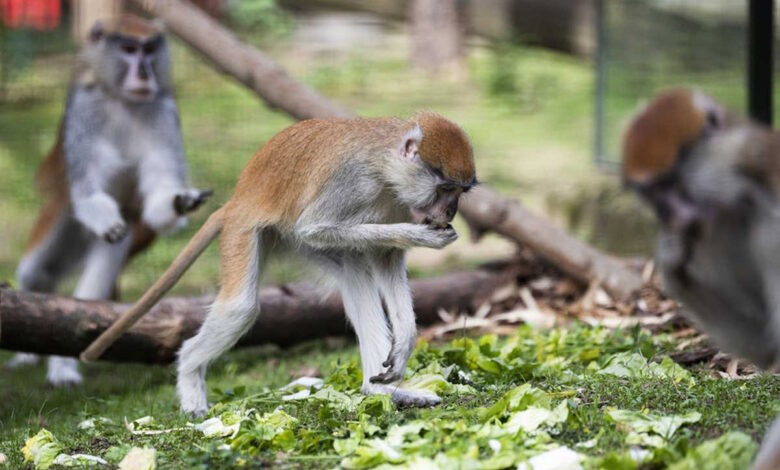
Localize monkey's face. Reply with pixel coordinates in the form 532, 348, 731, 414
393, 116, 476, 228
410, 180, 472, 228
622, 88, 727, 231
89, 17, 170, 103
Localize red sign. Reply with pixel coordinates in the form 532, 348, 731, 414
1, 0, 61, 31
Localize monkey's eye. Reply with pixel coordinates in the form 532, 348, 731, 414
142, 42, 158, 55
439, 183, 458, 193
121, 44, 139, 54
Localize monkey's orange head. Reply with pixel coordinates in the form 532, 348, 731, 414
90, 14, 164, 43
415, 112, 476, 185
622, 88, 724, 186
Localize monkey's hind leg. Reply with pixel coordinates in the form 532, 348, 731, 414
177, 225, 263, 417
336, 255, 440, 407
8, 214, 88, 370
368, 249, 417, 385
47, 236, 133, 386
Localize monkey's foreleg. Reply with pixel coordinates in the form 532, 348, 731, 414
72, 192, 128, 243
177, 226, 262, 417
369, 250, 417, 384
297, 223, 457, 251
337, 256, 440, 407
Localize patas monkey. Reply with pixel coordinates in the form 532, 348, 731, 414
623, 88, 780, 470
84, 112, 476, 416
7, 15, 210, 385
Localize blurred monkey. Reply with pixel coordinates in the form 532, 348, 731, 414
623, 88, 780, 470
7, 15, 210, 385
93, 112, 476, 416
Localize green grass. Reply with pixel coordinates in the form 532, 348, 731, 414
1, 327, 778, 468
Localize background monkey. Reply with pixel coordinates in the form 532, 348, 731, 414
91, 112, 475, 416
7, 15, 210, 385
623, 88, 780, 470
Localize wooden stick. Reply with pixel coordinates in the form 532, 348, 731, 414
80, 210, 222, 361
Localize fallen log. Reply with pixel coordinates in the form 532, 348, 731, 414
1, 265, 514, 364
459, 186, 644, 301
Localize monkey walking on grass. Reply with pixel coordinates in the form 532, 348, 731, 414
6, 15, 210, 385
623, 88, 780, 470
82, 111, 476, 416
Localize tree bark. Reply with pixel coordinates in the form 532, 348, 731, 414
459, 186, 644, 301
1, 265, 513, 364
408, 0, 466, 76
128, 0, 351, 120
126, 0, 643, 301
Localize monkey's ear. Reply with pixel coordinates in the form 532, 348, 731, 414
89, 21, 104, 43
401, 125, 423, 161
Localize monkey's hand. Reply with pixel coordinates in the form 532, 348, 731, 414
174, 189, 213, 215
412, 224, 458, 249
73, 192, 128, 243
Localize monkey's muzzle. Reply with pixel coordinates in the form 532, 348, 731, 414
411, 206, 456, 229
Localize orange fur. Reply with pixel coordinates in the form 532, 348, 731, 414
623, 88, 706, 184
217, 223, 257, 300
415, 112, 475, 183
101, 14, 162, 40
26, 124, 68, 253
227, 114, 474, 230
228, 117, 407, 228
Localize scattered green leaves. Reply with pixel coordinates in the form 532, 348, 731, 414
10, 325, 769, 468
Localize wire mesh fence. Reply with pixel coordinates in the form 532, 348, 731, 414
595, 0, 780, 166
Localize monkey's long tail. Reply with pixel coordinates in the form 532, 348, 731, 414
80, 207, 225, 362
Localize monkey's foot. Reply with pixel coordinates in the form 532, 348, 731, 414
174, 189, 213, 215
181, 405, 210, 419
46, 357, 83, 387
177, 372, 209, 418
6, 352, 40, 368
365, 384, 441, 407
392, 388, 441, 407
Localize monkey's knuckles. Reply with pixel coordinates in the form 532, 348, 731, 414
103, 222, 128, 243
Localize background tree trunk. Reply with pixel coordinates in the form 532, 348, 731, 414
408, 0, 467, 77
